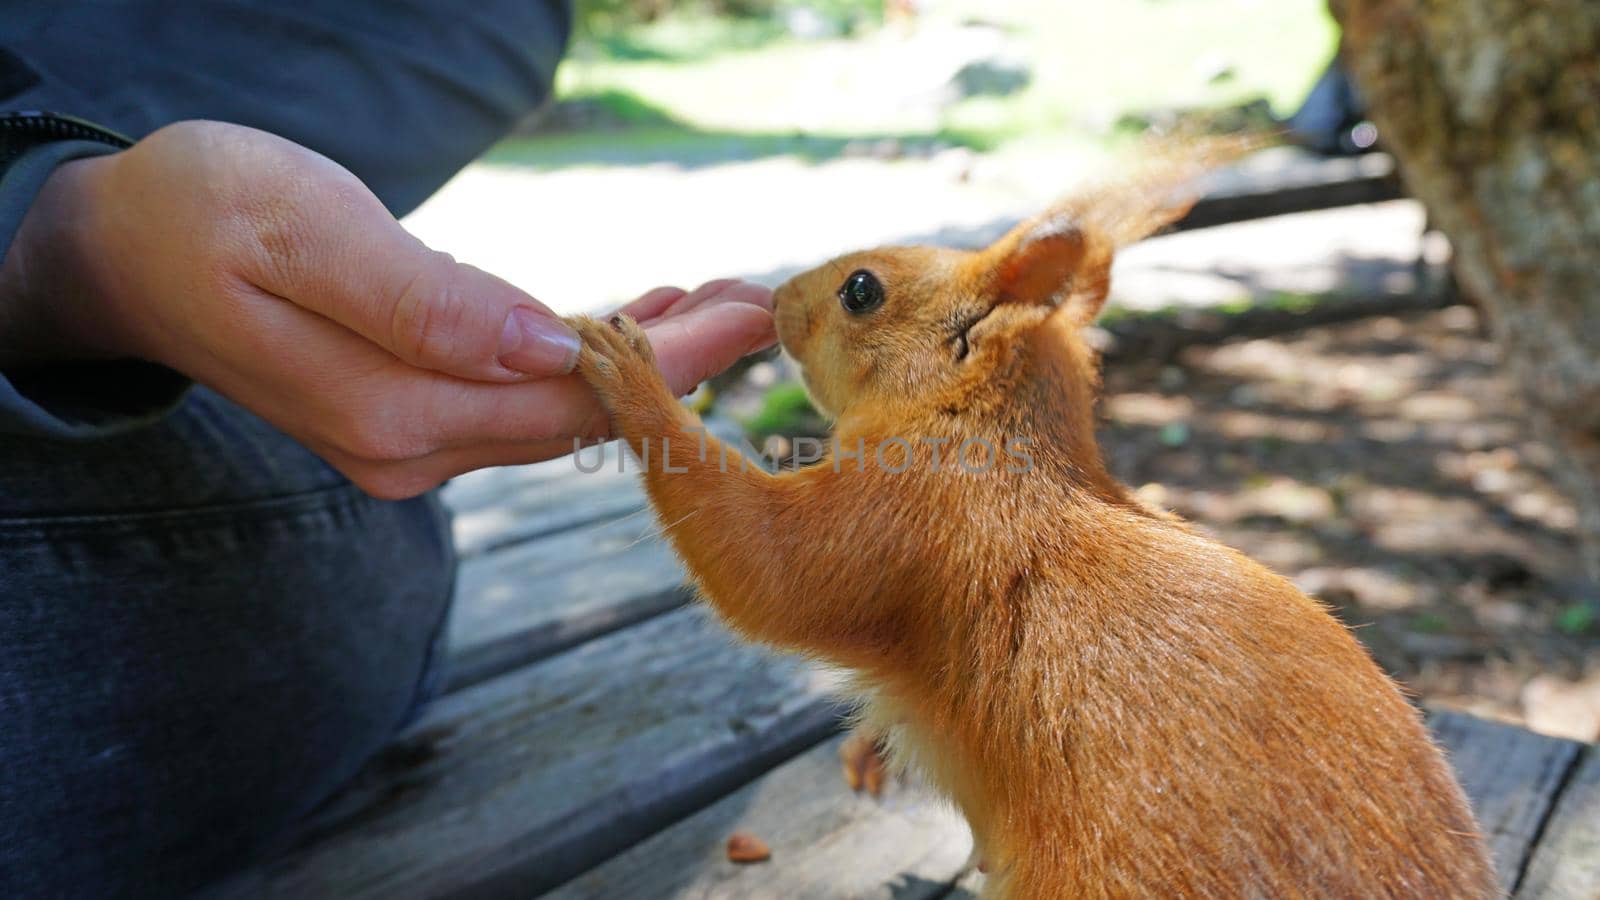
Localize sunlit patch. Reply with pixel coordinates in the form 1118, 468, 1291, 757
1399, 391, 1478, 422
1102, 392, 1194, 425
1296, 566, 1420, 611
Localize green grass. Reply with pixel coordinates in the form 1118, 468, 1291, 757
1555, 603, 1596, 636
503, 0, 1338, 169
1264, 290, 1320, 313
570, 14, 791, 62
744, 382, 820, 436
1409, 612, 1450, 634
482, 121, 977, 170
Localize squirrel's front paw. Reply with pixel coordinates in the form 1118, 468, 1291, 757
568, 313, 672, 419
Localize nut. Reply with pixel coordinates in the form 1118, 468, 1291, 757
725, 830, 771, 863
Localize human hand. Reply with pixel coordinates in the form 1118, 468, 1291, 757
0, 120, 774, 497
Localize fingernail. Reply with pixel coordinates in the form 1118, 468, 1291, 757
498, 306, 580, 375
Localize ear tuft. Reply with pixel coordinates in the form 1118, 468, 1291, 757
982, 138, 1252, 324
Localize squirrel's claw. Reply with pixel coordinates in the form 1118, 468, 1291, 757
566, 313, 675, 444
568, 313, 659, 396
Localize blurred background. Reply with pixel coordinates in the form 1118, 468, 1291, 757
409, 0, 1361, 309
418, 0, 1598, 740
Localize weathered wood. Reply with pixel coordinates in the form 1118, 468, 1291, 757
440, 419, 764, 691
1428, 709, 1586, 895
211, 606, 840, 900
553, 710, 1570, 900
1516, 744, 1600, 900
445, 511, 690, 692
443, 418, 751, 558
443, 441, 646, 558
441, 439, 626, 511
549, 735, 973, 900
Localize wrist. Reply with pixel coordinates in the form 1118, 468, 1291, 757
0, 151, 146, 365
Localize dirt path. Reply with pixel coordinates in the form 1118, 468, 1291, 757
1101, 307, 1599, 739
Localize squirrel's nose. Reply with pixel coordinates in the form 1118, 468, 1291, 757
771, 281, 794, 311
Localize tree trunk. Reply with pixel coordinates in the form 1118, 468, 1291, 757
1329, 0, 1600, 580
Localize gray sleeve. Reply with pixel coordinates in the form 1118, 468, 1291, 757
0, 1, 571, 439
3, 1, 572, 216
0, 134, 193, 439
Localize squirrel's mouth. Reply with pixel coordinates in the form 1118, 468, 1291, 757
949, 305, 996, 362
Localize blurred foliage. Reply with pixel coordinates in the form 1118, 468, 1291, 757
1410, 612, 1449, 634
744, 382, 819, 437
574, 0, 884, 44
549, 0, 1335, 169
1556, 603, 1596, 636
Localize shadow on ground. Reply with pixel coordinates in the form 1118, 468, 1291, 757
731, 305, 1598, 731
1094, 307, 1595, 726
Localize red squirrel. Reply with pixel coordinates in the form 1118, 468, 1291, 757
566, 154, 1497, 897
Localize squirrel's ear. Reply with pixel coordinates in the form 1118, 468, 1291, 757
984, 141, 1243, 324
980, 213, 1116, 325
988, 216, 1092, 308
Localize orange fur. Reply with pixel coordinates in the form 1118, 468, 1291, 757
567, 151, 1497, 898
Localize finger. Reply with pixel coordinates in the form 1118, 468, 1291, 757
414, 300, 775, 450
614, 286, 688, 324
661, 279, 774, 318
661, 278, 740, 317
609, 279, 771, 325
236, 167, 579, 382
643, 301, 778, 384
226, 279, 770, 472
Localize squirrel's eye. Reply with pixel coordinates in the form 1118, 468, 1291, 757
838, 269, 884, 314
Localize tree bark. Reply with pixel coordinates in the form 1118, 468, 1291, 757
1330, 0, 1600, 580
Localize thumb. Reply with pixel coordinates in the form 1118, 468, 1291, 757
240, 165, 578, 381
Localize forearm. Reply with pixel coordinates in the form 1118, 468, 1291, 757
626, 410, 907, 664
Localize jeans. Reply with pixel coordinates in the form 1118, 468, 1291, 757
0, 386, 457, 898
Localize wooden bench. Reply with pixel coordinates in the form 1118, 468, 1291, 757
211, 153, 1595, 897
205, 441, 1598, 899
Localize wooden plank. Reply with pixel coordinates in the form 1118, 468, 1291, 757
1429, 709, 1586, 895
441, 439, 626, 510
554, 710, 1571, 899
440, 418, 762, 691
441, 417, 763, 691
443, 440, 646, 558
443, 418, 751, 558
549, 735, 974, 900
445, 511, 690, 692
210, 606, 841, 900
1516, 744, 1600, 900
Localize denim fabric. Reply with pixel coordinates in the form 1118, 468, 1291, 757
0, 387, 457, 898
0, 3, 560, 893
